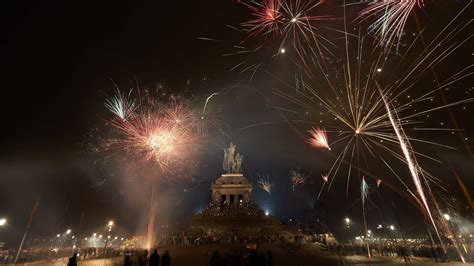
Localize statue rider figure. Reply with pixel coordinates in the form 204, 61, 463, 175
223, 143, 243, 173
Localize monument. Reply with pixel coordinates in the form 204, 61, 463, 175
187, 143, 282, 237
211, 143, 252, 205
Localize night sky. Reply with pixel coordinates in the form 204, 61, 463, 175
1, 1, 473, 248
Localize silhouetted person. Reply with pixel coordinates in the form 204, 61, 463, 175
161, 250, 170, 266
266, 251, 273, 266
124, 254, 133, 266
257, 252, 266, 265
210, 250, 220, 266
246, 250, 257, 266
139, 250, 148, 266
149, 249, 160, 266
399, 245, 409, 263
67, 253, 78, 266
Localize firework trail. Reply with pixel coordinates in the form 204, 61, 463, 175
380, 88, 442, 242
203, 92, 219, 116
316, 174, 329, 201
361, 176, 369, 206
453, 170, 474, 210
307, 127, 330, 150
146, 182, 157, 250
361, 176, 371, 257
383, 93, 466, 262
15, 198, 41, 263
257, 174, 275, 194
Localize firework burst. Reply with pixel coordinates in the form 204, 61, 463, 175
104, 88, 137, 120
107, 99, 197, 169
94, 84, 219, 176
376, 178, 382, 188
290, 169, 307, 190
257, 174, 275, 194
226, 0, 337, 78
357, 0, 425, 51
307, 127, 330, 150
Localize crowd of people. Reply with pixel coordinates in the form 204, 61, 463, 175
327, 242, 474, 262
210, 250, 273, 266
200, 202, 264, 217
156, 234, 289, 247
0, 246, 121, 264
121, 249, 171, 266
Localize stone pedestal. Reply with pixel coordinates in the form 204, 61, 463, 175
211, 174, 252, 205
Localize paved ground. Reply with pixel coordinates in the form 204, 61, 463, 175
8, 243, 473, 266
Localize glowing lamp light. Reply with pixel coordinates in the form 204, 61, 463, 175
0, 218, 6, 226
66, 229, 72, 234
389, 225, 395, 231
280, 48, 286, 54
291, 17, 297, 23
377, 68, 382, 72
56, 234, 60, 238
345, 217, 350, 224
265, 211, 269, 216
108, 220, 114, 226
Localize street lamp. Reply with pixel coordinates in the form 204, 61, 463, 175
389, 225, 395, 231
0, 218, 6, 226
108, 220, 114, 227
66, 229, 72, 234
